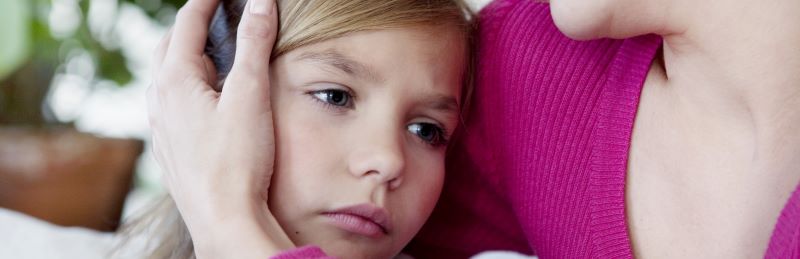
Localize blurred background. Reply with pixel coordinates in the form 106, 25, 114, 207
1, 0, 187, 232
0, 0, 489, 257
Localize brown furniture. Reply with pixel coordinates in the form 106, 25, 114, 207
0, 127, 143, 232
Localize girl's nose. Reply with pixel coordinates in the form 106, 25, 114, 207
347, 128, 406, 190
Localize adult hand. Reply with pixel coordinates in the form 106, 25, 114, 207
146, 0, 293, 257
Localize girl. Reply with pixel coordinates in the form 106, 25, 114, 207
130, 0, 472, 258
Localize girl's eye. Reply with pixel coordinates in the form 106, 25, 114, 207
311, 89, 353, 108
407, 123, 448, 147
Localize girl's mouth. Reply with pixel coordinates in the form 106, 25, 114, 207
322, 203, 391, 238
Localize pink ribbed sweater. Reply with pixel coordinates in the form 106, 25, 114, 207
273, 0, 800, 258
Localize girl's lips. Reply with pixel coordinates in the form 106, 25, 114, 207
322, 204, 391, 238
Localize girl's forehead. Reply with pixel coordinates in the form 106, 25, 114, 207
287, 27, 466, 87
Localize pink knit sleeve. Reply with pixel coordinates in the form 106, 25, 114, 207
270, 246, 335, 259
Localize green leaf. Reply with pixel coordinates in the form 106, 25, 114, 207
0, 0, 32, 81
121, 0, 186, 24
97, 48, 133, 86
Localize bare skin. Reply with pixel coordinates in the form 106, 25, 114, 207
551, 0, 800, 257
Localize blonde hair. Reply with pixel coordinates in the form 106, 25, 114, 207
116, 1, 473, 258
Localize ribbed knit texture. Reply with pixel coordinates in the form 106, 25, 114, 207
272, 0, 799, 258
270, 246, 333, 259
403, 0, 800, 258
767, 187, 800, 258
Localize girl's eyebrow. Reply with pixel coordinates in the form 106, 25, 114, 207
296, 49, 385, 83
420, 94, 459, 114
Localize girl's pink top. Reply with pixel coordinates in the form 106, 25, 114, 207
275, 0, 800, 258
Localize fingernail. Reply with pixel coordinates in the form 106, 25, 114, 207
250, 0, 272, 15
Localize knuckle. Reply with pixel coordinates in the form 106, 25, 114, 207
227, 70, 264, 91
146, 105, 160, 127
146, 83, 162, 103
146, 105, 159, 126
146, 88, 158, 107
155, 74, 174, 95
145, 84, 156, 100
155, 67, 192, 92
149, 138, 158, 155
227, 65, 256, 80
237, 18, 275, 40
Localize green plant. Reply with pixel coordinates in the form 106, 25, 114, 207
0, 0, 185, 126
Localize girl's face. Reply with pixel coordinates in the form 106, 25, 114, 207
268, 26, 465, 258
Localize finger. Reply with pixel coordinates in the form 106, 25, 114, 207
167, 0, 219, 65
220, 0, 278, 109
151, 27, 173, 77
